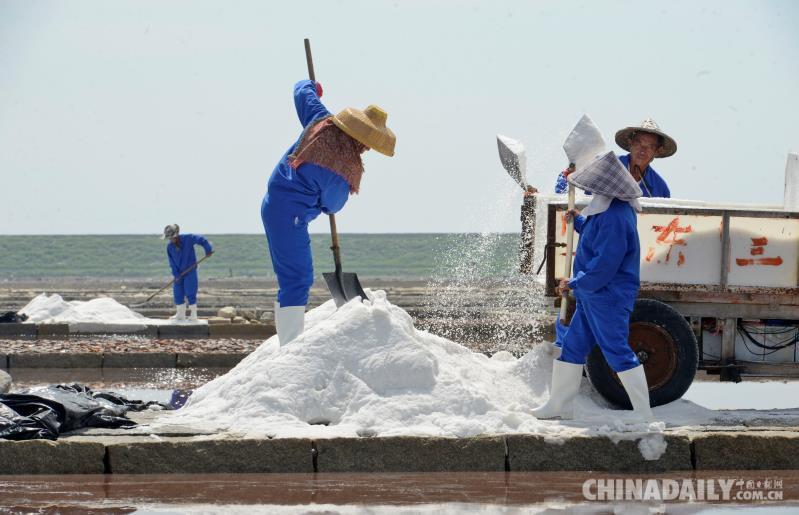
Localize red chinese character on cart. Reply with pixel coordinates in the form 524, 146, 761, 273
645, 217, 692, 266
736, 237, 783, 266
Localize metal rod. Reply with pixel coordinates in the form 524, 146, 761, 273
720, 212, 731, 290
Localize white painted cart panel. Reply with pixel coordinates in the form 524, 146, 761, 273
552, 208, 799, 289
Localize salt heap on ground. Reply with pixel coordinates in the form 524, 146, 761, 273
19, 293, 202, 331
164, 290, 695, 441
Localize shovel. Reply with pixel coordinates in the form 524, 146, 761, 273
559, 114, 606, 324
304, 38, 368, 307
132, 252, 213, 307
497, 134, 530, 191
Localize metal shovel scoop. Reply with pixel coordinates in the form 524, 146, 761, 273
323, 213, 368, 307
497, 134, 529, 191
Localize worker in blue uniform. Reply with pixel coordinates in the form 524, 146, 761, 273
554, 118, 676, 198
163, 224, 213, 322
262, 80, 396, 344
551, 118, 677, 353
532, 152, 654, 422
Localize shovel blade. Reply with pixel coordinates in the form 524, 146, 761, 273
323, 271, 368, 307
497, 134, 528, 190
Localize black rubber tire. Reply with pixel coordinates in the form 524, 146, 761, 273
585, 298, 698, 409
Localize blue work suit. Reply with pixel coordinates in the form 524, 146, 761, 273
553, 153, 668, 348
261, 80, 351, 307
167, 234, 213, 305
553, 154, 671, 198
558, 199, 641, 372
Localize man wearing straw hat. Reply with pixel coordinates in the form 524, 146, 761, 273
554, 118, 677, 198
532, 152, 654, 423
261, 80, 396, 345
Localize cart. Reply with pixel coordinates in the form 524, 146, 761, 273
523, 175, 799, 408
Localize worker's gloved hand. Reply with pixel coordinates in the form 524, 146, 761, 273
315, 81, 323, 98
564, 209, 580, 222
556, 277, 572, 296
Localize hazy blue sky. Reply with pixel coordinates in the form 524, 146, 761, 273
1, 0, 797, 234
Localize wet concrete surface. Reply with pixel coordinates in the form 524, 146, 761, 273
1, 471, 797, 512
7, 367, 227, 390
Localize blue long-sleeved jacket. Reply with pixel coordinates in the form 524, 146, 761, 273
618, 154, 670, 198
554, 153, 671, 198
568, 199, 640, 307
264, 80, 351, 225
167, 234, 212, 277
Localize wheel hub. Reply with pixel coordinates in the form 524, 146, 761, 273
627, 322, 678, 389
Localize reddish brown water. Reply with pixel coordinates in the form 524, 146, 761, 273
1, 471, 797, 512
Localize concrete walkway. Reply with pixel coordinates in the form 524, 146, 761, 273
0, 322, 275, 340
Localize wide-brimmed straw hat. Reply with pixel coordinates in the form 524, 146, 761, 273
568, 151, 642, 200
332, 105, 396, 157
614, 118, 677, 158
162, 224, 179, 240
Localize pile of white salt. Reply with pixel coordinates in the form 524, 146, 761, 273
163, 290, 697, 457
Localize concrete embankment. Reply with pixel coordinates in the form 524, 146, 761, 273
3, 418, 798, 474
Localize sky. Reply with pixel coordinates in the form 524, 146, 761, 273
1, 0, 797, 235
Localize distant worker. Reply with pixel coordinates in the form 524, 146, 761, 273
531, 153, 653, 423
162, 224, 213, 322
262, 80, 396, 344
554, 118, 676, 198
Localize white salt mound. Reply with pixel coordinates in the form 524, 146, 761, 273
163, 290, 677, 440
18, 293, 200, 330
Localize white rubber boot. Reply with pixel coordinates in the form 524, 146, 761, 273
531, 360, 584, 419
274, 302, 305, 345
171, 303, 186, 322
189, 304, 198, 322
617, 364, 655, 423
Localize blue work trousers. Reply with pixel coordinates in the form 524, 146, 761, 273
559, 297, 640, 372
261, 199, 314, 307
173, 271, 198, 305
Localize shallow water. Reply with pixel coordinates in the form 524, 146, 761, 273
0, 471, 796, 513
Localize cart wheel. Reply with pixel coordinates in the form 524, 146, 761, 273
585, 298, 698, 409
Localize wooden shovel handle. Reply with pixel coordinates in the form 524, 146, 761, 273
304, 38, 343, 272
560, 183, 576, 324
304, 38, 316, 82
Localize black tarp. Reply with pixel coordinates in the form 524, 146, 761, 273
0, 383, 171, 441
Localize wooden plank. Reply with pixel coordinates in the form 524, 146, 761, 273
638, 289, 799, 306
545, 204, 557, 296
703, 362, 799, 378
547, 199, 799, 219
662, 302, 799, 319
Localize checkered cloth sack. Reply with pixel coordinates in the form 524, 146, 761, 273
567, 151, 642, 200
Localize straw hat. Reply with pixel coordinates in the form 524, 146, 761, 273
332, 105, 396, 157
614, 118, 677, 158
